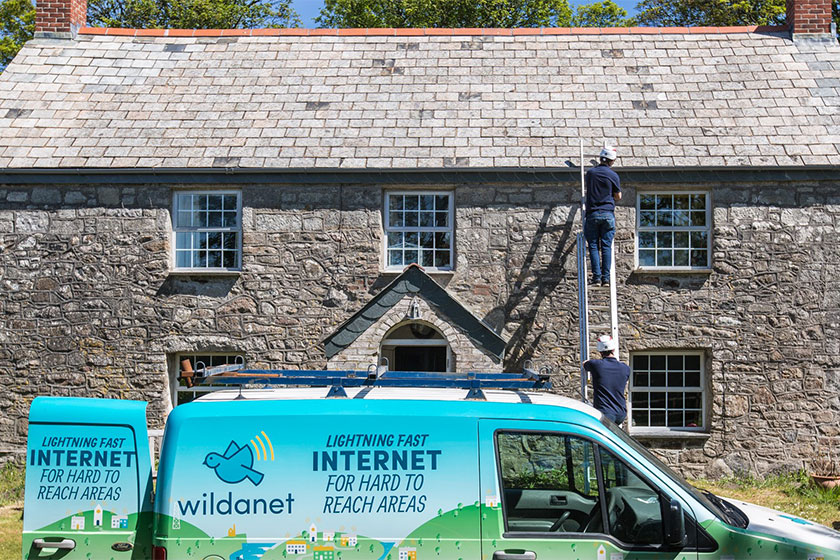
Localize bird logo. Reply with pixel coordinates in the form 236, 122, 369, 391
203, 441, 265, 486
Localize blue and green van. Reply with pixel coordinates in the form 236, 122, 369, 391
22, 384, 840, 560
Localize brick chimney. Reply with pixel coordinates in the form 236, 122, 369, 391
787, 0, 833, 37
35, 0, 87, 38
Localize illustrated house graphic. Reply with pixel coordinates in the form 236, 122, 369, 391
324, 532, 335, 542
399, 547, 417, 560
340, 534, 358, 547
485, 495, 500, 508
309, 523, 318, 542
70, 516, 85, 530
285, 540, 307, 555
111, 514, 128, 529
93, 504, 103, 527
313, 545, 335, 560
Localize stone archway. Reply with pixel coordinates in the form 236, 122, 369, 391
324, 265, 507, 373
380, 320, 450, 372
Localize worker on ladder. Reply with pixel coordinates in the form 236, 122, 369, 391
584, 335, 630, 425
584, 145, 621, 287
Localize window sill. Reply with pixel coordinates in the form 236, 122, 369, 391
169, 269, 242, 277
633, 268, 713, 275
381, 269, 455, 276
630, 429, 710, 440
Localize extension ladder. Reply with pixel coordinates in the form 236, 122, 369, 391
576, 141, 619, 404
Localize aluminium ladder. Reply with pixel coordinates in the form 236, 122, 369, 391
576, 140, 620, 404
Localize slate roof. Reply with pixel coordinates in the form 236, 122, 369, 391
323, 264, 507, 359
1, 27, 839, 169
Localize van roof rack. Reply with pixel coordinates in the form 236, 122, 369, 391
196, 365, 552, 400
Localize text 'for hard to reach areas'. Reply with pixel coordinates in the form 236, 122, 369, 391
319, 433, 438, 515
31, 434, 136, 504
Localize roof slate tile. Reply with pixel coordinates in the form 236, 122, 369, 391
2, 31, 839, 169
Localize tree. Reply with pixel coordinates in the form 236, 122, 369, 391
635, 0, 786, 27
87, 0, 300, 29
571, 0, 632, 27
0, 0, 34, 69
316, 0, 575, 28
835, 0, 839, 33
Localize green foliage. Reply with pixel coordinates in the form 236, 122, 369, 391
314, 0, 837, 29
316, 0, 575, 28
0, 507, 23, 560
635, 0, 786, 27
87, 0, 300, 29
0, 0, 34, 69
505, 468, 568, 489
0, 463, 24, 507
716, 470, 807, 489
571, 0, 632, 27
834, 1, 839, 35
697, 471, 840, 512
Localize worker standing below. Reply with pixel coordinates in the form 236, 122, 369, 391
584, 145, 621, 287
584, 335, 630, 424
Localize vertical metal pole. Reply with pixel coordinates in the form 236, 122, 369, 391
578, 139, 589, 404
609, 249, 619, 357
577, 235, 588, 404
580, 139, 586, 209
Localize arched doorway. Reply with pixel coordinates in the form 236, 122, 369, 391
380, 322, 451, 372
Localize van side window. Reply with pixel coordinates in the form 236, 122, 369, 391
497, 432, 602, 534
598, 446, 664, 545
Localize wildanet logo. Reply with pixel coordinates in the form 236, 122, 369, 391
204, 438, 269, 486
176, 491, 295, 517
180, 433, 293, 517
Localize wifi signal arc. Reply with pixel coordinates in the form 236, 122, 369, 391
251, 432, 275, 461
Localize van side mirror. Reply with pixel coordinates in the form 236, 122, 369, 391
663, 498, 687, 548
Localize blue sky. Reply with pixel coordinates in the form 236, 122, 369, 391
292, 0, 640, 27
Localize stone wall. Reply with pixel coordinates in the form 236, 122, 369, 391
616, 182, 840, 478
1, 178, 838, 478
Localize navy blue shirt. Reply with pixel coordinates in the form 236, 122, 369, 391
585, 164, 621, 215
584, 357, 630, 420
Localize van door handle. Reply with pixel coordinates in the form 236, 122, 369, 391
33, 538, 76, 550
493, 551, 536, 560
550, 495, 567, 505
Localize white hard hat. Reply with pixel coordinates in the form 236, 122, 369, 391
596, 334, 617, 353
600, 145, 617, 160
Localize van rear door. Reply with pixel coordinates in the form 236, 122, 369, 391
23, 397, 154, 560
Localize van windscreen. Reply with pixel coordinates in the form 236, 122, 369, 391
601, 419, 731, 524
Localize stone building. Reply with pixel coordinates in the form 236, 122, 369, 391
0, 0, 838, 477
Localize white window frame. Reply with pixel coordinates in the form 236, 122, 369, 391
383, 191, 454, 272
635, 191, 711, 271
171, 190, 242, 272
171, 352, 244, 406
628, 350, 707, 434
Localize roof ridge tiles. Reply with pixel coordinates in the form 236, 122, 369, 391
77, 25, 789, 38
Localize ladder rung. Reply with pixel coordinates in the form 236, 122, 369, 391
589, 305, 610, 311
